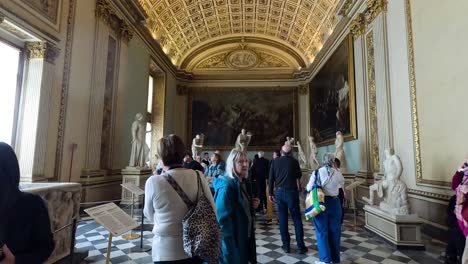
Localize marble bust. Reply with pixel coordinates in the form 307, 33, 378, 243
296, 141, 308, 169
191, 134, 204, 158
235, 128, 252, 152
129, 113, 150, 168
363, 149, 409, 215
334, 131, 347, 172
308, 136, 319, 170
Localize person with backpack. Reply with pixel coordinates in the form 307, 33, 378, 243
144, 135, 219, 264
214, 149, 259, 264
306, 153, 345, 264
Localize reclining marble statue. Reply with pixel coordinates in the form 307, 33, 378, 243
362, 149, 409, 215
129, 113, 150, 168
235, 128, 252, 151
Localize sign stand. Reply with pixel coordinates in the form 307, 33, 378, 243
84, 203, 139, 264
130, 195, 152, 252
122, 193, 140, 240
345, 180, 365, 227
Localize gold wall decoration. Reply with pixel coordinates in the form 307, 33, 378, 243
365, 0, 387, 24
404, 0, 448, 187
196, 53, 229, 69
26, 41, 60, 64
96, 0, 134, 43
366, 31, 379, 171
138, 0, 341, 67
19, 0, 61, 25
298, 84, 308, 95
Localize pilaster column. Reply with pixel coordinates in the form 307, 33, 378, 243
17, 42, 59, 182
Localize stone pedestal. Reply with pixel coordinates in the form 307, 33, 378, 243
20, 182, 82, 263
364, 205, 424, 249
121, 167, 152, 205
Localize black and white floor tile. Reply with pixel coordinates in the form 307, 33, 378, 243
75, 209, 446, 264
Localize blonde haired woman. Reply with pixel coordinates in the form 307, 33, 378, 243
214, 149, 259, 264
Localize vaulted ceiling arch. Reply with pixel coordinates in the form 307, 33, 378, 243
138, 0, 340, 69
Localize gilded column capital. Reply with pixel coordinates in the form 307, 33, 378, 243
119, 23, 133, 43
96, 0, 133, 43
365, 0, 387, 24
298, 84, 308, 95
95, 0, 112, 24
26, 42, 60, 64
350, 14, 366, 38
176, 85, 188, 95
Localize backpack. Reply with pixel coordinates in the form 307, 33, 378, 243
163, 170, 221, 264
304, 169, 326, 220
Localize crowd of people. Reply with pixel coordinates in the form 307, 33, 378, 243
144, 134, 347, 264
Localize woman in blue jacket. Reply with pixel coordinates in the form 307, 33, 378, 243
214, 149, 259, 264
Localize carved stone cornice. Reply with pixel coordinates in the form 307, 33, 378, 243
26, 42, 60, 64
338, 0, 356, 17
0, 13, 5, 23
350, 14, 366, 38
365, 0, 387, 24
95, 0, 134, 43
408, 189, 451, 201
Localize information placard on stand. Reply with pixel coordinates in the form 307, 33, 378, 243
345, 180, 366, 227
85, 203, 139, 264
121, 183, 145, 196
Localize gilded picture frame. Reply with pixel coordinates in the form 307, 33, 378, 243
188, 86, 298, 150
309, 34, 357, 146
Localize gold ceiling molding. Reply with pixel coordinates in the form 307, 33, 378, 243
338, 0, 356, 17
26, 41, 60, 64
96, 0, 134, 42
349, 0, 386, 38
138, 0, 340, 68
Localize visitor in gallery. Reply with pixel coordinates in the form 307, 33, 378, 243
202, 152, 211, 167
452, 158, 468, 264
182, 152, 205, 172
195, 154, 208, 172
269, 144, 307, 254
250, 151, 270, 214
214, 150, 226, 171
144, 135, 216, 264
445, 193, 465, 264
206, 153, 223, 194
214, 149, 259, 264
0, 142, 55, 264
306, 153, 345, 264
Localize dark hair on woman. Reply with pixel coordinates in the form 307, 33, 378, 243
157, 134, 186, 167
0, 142, 21, 216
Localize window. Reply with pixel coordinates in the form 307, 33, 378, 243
0, 40, 22, 145
145, 75, 154, 149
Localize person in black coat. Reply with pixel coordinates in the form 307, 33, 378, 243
182, 152, 205, 172
0, 142, 54, 264
250, 151, 270, 213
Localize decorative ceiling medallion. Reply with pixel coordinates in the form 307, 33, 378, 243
225, 48, 258, 69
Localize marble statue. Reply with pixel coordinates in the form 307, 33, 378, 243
334, 131, 347, 172
362, 149, 409, 215
296, 141, 308, 169
235, 128, 252, 151
285, 137, 296, 147
308, 136, 320, 170
191, 133, 204, 158
129, 113, 150, 168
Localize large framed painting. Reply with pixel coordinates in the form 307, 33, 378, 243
309, 34, 356, 146
188, 87, 298, 150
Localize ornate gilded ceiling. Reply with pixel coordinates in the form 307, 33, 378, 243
138, 0, 340, 70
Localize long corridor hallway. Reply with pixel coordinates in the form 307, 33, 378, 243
75, 211, 445, 264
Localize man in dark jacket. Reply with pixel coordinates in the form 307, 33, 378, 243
250, 151, 270, 214
269, 144, 307, 254
182, 152, 204, 172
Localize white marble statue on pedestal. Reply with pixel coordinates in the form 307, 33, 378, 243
362, 149, 409, 215
334, 131, 347, 172
296, 141, 308, 169
191, 134, 204, 158
129, 113, 150, 168
308, 136, 320, 170
235, 128, 252, 152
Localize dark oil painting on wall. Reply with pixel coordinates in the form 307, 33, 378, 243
189, 87, 297, 149
309, 34, 357, 146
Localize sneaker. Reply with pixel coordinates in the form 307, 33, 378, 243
281, 245, 290, 253
297, 247, 308, 254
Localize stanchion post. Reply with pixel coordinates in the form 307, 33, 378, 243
105, 232, 113, 264
69, 218, 77, 264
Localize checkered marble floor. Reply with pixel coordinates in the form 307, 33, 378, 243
75, 210, 446, 264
